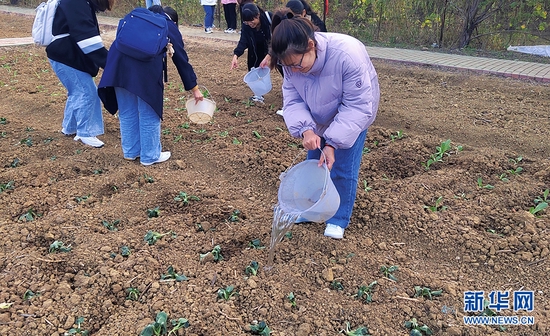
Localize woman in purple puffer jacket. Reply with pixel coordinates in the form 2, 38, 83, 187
269, 10, 380, 239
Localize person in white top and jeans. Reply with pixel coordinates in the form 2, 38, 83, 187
201, 0, 217, 33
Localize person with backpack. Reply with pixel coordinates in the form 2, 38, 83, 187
268, 10, 380, 239
98, 6, 204, 166
230, 3, 272, 102
46, 0, 114, 148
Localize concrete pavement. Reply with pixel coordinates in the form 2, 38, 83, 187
1, 4, 549, 82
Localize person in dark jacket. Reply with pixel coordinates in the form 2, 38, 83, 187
231, 3, 271, 72
285, 0, 327, 32
46, 0, 114, 148
98, 6, 203, 166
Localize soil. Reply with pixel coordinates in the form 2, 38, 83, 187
1, 12, 550, 336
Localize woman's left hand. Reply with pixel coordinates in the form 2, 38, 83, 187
320, 145, 335, 170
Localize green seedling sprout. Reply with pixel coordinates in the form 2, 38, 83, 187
10, 158, 20, 168
390, 130, 405, 141
228, 209, 242, 222
413, 286, 443, 300
160, 266, 188, 282
287, 292, 297, 307
126, 287, 140, 301
0, 181, 14, 193
232, 137, 242, 145
147, 207, 161, 218
102, 219, 120, 231
168, 318, 190, 335
330, 279, 344, 291
217, 285, 238, 301
249, 321, 271, 336
0, 302, 13, 309
143, 230, 172, 245
363, 180, 372, 193
423, 196, 447, 212
143, 174, 155, 183
404, 318, 432, 336
248, 238, 265, 249
509, 156, 523, 165
23, 289, 38, 301
93, 169, 103, 175
140, 311, 189, 336
354, 281, 377, 303
174, 191, 200, 205
529, 189, 549, 215
49, 241, 72, 253
200, 245, 224, 262
284, 231, 293, 240
380, 265, 398, 281
19, 208, 40, 222
120, 246, 130, 257
0, 117, 6, 124
421, 139, 455, 170
65, 316, 89, 336
507, 166, 523, 175
245, 261, 259, 276
340, 322, 371, 335
74, 195, 89, 203
477, 177, 494, 190
498, 173, 509, 182
19, 137, 32, 147
252, 131, 262, 138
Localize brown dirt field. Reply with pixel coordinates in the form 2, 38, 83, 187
1, 12, 549, 336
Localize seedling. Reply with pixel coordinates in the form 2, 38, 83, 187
0, 180, 14, 193
340, 322, 371, 335
248, 238, 265, 249
287, 292, 297, 307
43, 137, 54, 144
126, 287, 140, 301
147, 207, 161, 218
390, 130, 405, 141
120, 246, 130, 257
252, 131, 262, 138
232, 137, 242, 145
248, 321, 271, 336
529, 189, 549, 215
362, 180, 372, 193
23, 289, 38, 300
162, 129, 171, 135
10, 158, 20, 168
423, 196, 447, 212
143, 230, 172, 245
219, 130, 229, 137
380, 265, 398, 281
0, 302, 13, 309
284, 231, 293, 240
354, 281, 377, 303
228, 209, 242, 222
173, 191, 200, 205
498, 173, 509, 182
217, 285, 238, 301
49, 241, 72, 253
178, 122, 190, 129
404, 318, 432, 336
507, 166, 523, 175
143, 174, 155, 183
139, 311, 190, 336
19, 137, 32, 147
330, 280, 344, 291
200, 245, 223, 262
160, 266, 188, 282
476, 177, 494, 190
509, 156, 523, 165
93, 169, 103, 175
0, 117, 6, 124
421, 139, 457, 170
413, 286, 443, 300
19, 208, 40, 222
102, 219, 120, 231
74, 195, 89, 203
65, 316, 89, 336
245, 261, 259, 276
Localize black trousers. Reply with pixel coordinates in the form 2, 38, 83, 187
223, 3, 237, 30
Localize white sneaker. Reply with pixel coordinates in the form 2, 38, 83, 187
60, 128, 75, 136
224, 28, 236, 33
250, 95, 264, 103
324, 224, 345, 239
141, 151, 171, 166
74, 135, 104, 148
276, 109, 284, 116
205, 28, 213, 34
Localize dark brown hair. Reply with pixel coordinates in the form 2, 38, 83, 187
269, 9, 317, 69
90, 0, 114, 12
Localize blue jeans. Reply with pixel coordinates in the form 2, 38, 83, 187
203, 5, 215, 28
145, 0, 161, 8
49, 59, 104, 137
307, 129, 368, 229
114, 87, 162, 164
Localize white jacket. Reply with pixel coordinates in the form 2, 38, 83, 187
201, 0, 216, 6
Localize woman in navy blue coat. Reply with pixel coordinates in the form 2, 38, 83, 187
98, 6, 203, 166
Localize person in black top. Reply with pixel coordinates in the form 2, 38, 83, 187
231, 3, 271, 72
285, 0, 327, 32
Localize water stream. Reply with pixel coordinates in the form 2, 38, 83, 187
266, 205, 301, 269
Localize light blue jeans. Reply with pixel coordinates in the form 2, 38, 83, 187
114, 87, 162, 164
145, 0, 161, 9
307, 129, 368, 229
49, 59, 104, 137
203, 5, 215, 29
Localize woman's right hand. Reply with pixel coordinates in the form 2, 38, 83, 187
301, 130, 321, 150
231, 55, 239, 69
